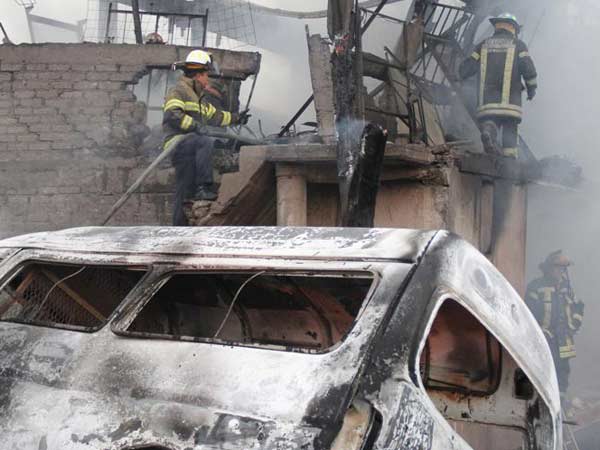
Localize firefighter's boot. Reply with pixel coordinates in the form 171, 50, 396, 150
194, 184, 218, 201
480, 121, 501, 155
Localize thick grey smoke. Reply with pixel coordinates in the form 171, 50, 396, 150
518, 0, 600, 401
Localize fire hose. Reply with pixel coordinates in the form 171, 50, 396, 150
101, 128, 265, 226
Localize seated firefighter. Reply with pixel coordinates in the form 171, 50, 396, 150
162, 50, 249, 226
459, 13, 538, 159
525, 251, 584, 396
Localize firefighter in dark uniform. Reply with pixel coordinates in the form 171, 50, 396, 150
525, 251, 584, 395
459, 13, 538, 158
163, 50, 248, 226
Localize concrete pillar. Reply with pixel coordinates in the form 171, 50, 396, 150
306, 30, 336, 144
276, 164, 307, 226
491, 181, 528, 297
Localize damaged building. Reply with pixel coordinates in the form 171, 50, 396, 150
0, 43, 260, 234
0, 0, 594, 448
0, 0, 578, 293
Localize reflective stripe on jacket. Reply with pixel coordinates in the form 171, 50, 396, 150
459, 29, 538, 122
162, 75, 233, 146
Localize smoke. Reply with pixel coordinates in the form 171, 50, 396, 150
241, 1, 411, 136
515, 0, 600, 403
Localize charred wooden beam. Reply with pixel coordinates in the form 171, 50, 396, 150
362, 52, 399, 80
329, 0, 365, 226
278, 95, 314, 137
341, 124, 388, 227
131, 0, 144, 45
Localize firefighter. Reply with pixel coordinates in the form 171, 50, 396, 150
145, 32, 165, 45
163, 50, 249, 226
525, 251, 584, 395
459, 13, 538, 159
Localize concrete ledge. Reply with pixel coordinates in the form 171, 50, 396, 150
262, 142, 536, 182
263, 142, 439, 166
0, 43, 261, 79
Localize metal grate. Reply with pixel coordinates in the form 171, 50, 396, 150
83, 0, 256, 48
20, 270, 98, 327
0, 263, 145, 330
412, 1, 475, 86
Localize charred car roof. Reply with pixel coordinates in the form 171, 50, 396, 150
0, 226, 438, 262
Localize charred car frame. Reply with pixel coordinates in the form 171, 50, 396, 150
0, 227, 560, 449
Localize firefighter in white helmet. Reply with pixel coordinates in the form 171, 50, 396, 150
163, 50, 250, 226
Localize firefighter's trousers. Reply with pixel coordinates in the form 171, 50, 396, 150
170, 134, 214, 226
549, 342, 572, 394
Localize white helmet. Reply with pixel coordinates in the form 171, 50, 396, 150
173, 49, 213, 72
185, 50, 212, 67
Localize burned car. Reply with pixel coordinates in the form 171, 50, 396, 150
0, 227, 560, 449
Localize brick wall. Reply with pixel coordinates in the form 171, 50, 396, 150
0, 43, 260, 238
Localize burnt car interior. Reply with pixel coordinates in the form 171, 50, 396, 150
419, 299, 550, 449
0, 262, 146, 330
126, 272, 373, 351
420, 300, 502, 395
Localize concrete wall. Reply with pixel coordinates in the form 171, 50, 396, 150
274, 160, 528, 295
0, 43, 260, 238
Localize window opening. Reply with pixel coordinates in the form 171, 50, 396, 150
514, 369, 535, 400
418, 299, 538, 450
126, 272, 373, 351
213, 270, 265, 339
0, 262, 146, 331
132, 68, 178, 128
420, 300, 502, 395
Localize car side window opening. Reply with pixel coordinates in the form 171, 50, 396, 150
127, 272, 373, 351
0, 262, 146, 331
419, 299, 539, 450
420, 300, 502, 395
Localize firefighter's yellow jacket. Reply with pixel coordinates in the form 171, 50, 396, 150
162, 75, 233, 144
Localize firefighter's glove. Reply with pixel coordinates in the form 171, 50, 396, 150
232, 109, 251, 126
527, 87, 536, 101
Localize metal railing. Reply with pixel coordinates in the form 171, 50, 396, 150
104, 2, 209, 46
413, 2, 475, 86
